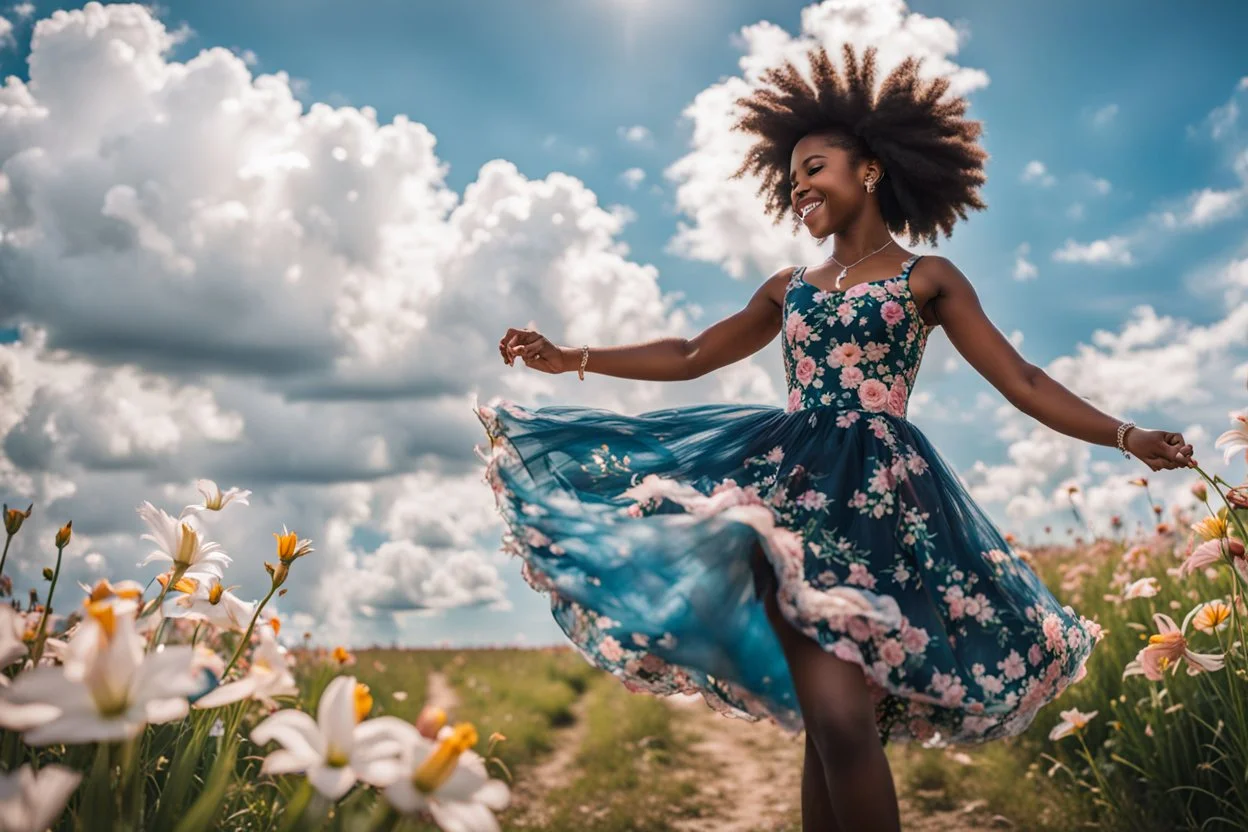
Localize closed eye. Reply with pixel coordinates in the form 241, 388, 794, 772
789, 166, 822, 190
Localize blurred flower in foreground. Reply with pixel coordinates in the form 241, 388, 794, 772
1049, 708, 1098, 741
1214, 409, 1248, 464
1123, 609, 1226, 682
0, 604, 28, 677
163, 576, 255, 633
249, 675, 410, 800
383, 720, 511, 830
1123, 577, 1160, 600
0, 764, 82, 832
0, 603, 199, 744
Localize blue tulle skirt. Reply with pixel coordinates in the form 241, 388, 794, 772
473, 397, 1100, 746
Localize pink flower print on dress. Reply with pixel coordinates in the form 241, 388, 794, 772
795, 356, 817, 387
901, 623, 930, 654
786, 387, 803, 413
796, 489, 828, 510
784, 311, 812, 344
839, 365, 865, 390
1028, 643, 1044, 666
880, 299, 906, 327
886, 377, 908, 417
858, 378, 889, 411
598, 634, 624, 662
846, 562, 877, 589
864, 342, 889, 362
829, 342, 864, 367
836, 301, 856, 324
880, 638, 906, 667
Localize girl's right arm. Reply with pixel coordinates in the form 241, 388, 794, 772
501, 267, 794, 381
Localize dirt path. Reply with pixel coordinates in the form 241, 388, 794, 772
504, 691, 592, 829
663, 693, 1006, 832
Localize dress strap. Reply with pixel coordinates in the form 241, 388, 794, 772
901, 254, 922, 278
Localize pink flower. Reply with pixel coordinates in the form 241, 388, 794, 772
795, 356, 817, 387
846, 563, 878, 589
999, 649, 1026, 680
864, 342, 888, 362
1123, 610, 1225, 681
786, 387, 803, 413
598, 635, 624, 663
880, 300, 905, 326
1178, 538, 1246, 579
857, 379, 889, 411
1028, 643, 1043, 666
839, 365, 865, 389
886, 379, 908, 417
796, 489, 828, 510
880, 639, 906, 667
846, 617, 873, 641
829, 342, 863, 367
784, 311, 812, 344
901, 624, 930, 654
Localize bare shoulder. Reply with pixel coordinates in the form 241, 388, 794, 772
910, 255, 973, 327
757, 265, 800, 308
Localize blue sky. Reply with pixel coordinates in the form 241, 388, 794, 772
0, 1, 1245, 647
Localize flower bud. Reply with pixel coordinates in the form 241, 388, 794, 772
54, 521, 72, 549
1191, 482, 1208, 501
3, 503, 32, 536
41, 567, 54, 581
415, 704, 447, 740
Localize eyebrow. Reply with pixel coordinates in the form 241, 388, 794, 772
789, 154, 826, 183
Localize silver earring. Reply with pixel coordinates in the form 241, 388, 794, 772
864, 179, 876, 193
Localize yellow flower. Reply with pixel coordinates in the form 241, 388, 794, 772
1191, 600, 1231, 633
54, 522, 72, 549
3, 503, 32, 536
413, 723, 479, 794
354, 683, 373, 722
273, 525, 314, 565
1191, 513, 1229, 542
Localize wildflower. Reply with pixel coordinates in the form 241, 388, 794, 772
1128, 477, 1149, 488
2, 503, 32, 536
1123, 577, 1160, 600
1191, 482, 1208, 502
249, 676, 410, 800
163, 576, 255, 633
1228, 485, 1248, 509
195, 621, 296, 709
0, 602, 199, 744
137, 502, 231, 581
79, 578, 145, 612
182, 479, 252, 516
274, 525, 313, 565
0, 764, 83, 832
382, 720, 512, 828
333, 646, 356, 666
54, 522, 71, 549
1123, 609, 1226, 681
415, 704, 448, 740
1191, 600, 1231, 634
1049, 708, 1098, 740
1214, 409, 1248, 465
1191, 513, 1229, 542
0, 604, 27, 674
1178, 537, 1247, 579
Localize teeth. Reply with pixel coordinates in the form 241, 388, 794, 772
800, 200, 823, 219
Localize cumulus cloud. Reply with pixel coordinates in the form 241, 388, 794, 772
0, 2, 780, 644
1013, 242, 1037, 281
617, 125, 652, 146
1021, 160, 1055, 187
619, 167, 646, 189
1052, 236, 1134, 266
661, 0, 990, 280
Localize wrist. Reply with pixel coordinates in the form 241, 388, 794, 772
557, 346, 577, 374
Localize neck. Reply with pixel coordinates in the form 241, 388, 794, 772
829, 220, 894, 264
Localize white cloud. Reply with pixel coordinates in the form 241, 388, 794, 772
1021, 160, 1056, 187
0, 2, 782, 644
1091, 177, 1112, 195
1159, 188, 1244, 228
1013, 242, 1037, 281
10, 3, 33, 20
0, 14, 11, 48
617, 125, 652, 146
619, 167, 646, 189
662, 0, 989, 279
1052, 236, 1134, 266
1089, 103, 1118, 128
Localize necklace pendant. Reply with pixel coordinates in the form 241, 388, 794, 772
835, 268, 847, 289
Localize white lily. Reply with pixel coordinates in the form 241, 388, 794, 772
0, 602, 200, 745
382, 720, 511, 830
195, 621, 296, 709
1122, 576, 1160, 599
1214, 409, 1248, 465
163, 575, 255, 633
1049, 708, 1098, 741
0, 764, 83, 832
136, 501, 231, 580
182, 479, 252, 517
0, 604, 27, 675
249, 675, 409, 800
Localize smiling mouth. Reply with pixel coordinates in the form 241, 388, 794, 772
799, 199, 824, 220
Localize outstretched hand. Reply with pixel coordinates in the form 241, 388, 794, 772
499, 327, 567, 375
1125, 427, 1196, 471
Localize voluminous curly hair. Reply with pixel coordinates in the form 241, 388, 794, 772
732, 42, 988, 247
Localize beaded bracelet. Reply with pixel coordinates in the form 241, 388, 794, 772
578, 344, 589, 381
1116, 420, 1136, 458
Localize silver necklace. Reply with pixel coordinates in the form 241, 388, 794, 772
826, 239, 896, 289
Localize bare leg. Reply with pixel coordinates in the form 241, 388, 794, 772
802, 732, 841, 832
755, 548, 901, 832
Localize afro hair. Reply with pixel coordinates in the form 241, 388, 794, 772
731, 42, 988, 247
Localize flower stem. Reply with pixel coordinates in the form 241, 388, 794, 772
0, 534, 11, 582
29, 543, 65, 666
221, 582, 277, 679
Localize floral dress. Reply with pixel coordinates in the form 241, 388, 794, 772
473, 253, 1102, 746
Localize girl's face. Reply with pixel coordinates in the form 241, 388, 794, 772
788, 133, 876, 238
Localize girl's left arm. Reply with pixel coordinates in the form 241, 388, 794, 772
916, 256, 1195, 472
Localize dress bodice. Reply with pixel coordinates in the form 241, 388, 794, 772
782, 254, 933, 418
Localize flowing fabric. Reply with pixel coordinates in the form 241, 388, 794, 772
473, 254, 1102, 746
